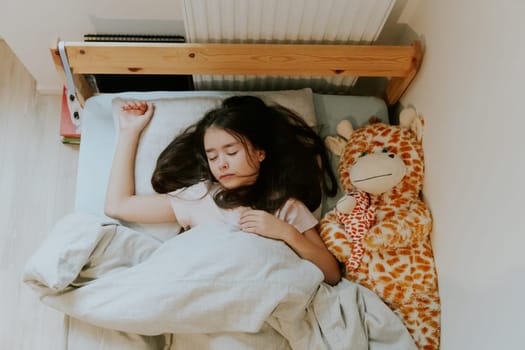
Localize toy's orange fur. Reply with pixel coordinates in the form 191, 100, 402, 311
320, 120, 440, 350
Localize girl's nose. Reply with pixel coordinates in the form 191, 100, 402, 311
218, 156, 229, 169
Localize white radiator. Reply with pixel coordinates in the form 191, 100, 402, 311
182, 0, 395, 92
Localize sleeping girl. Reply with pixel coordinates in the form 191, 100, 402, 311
104, 95, 341, 285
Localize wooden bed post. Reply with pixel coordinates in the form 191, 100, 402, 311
384, 41, 423, 107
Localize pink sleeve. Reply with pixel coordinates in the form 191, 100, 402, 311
277, 199, 318, 233
169, 192, 197, 230
168, 182, 209, 230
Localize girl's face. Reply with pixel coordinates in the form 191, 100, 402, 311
204, 127, 265, 189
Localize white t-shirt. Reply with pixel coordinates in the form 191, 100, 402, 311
169, 181, 317, 233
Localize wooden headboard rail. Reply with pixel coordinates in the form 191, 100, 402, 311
51, 41, 422, 107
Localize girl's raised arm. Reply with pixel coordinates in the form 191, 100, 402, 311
104, 101, 176, 224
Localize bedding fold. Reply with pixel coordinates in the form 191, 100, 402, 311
23, 212, 417, 350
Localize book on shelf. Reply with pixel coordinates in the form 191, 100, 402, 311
60, 86, 81, 144
61, 136, 81, 145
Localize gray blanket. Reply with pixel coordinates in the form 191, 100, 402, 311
23, 213, 417, 350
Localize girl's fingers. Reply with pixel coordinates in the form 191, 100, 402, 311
239, 213, 260, 224
122, 100, 149, 113
239, 214, 258, 225
240, 209, 263, 217
122, 101, 138, 109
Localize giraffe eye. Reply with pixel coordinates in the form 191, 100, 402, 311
360, 151, 367, 157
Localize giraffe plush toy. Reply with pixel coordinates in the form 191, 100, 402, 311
320, 108, 441, 350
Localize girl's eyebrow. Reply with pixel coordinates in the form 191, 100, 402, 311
205, 142, 239, 153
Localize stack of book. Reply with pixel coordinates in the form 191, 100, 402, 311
60, 87, 81, 144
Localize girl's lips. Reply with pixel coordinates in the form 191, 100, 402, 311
220, 174, 234, 179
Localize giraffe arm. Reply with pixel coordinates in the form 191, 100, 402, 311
364, 200, 432, 250
319, 210, 353, 264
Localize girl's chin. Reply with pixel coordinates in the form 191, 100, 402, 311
218, 177, 256, 189
217, 177, 236, 189
219, 182, 234, 189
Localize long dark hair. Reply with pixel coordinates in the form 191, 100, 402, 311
151, 95, 337, 213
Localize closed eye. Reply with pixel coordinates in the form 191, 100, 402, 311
206, 152, 218, 161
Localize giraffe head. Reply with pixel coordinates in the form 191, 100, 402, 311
325, 108, 425, 203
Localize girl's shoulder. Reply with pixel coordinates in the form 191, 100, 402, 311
170, 180, 219, 200
281, 197, 307, 209
277, 198, 318, 233
277, 198, 314, 219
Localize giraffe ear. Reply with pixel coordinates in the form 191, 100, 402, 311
399, 107, 416, 128
399, 107, 423, 143
336, 119, 354, 139
325, 136, 346, 156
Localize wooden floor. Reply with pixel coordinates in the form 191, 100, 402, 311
0, 39, 79, 349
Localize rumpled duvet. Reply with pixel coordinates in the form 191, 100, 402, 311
23, 213, 417, 350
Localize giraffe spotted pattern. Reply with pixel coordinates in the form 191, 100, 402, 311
320, 119, 441, 350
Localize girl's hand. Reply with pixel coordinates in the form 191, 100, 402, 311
239, 209, 292, 241
241, 209, 342, 285
119, 101, 155, 134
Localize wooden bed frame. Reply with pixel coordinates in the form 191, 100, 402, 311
51, 41, 423, 107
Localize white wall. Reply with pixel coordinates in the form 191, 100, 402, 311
401, 1, 525, 348
0, 0, 185, 93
